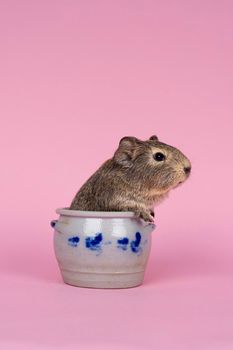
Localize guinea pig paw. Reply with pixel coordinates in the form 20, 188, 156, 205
148, 215, 155, 223
150, 210, 155, 218
139, 211, 155, 223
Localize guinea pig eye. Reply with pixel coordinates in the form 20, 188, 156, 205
153, 152, 166, 162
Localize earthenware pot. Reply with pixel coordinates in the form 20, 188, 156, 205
50, 208, 156, 289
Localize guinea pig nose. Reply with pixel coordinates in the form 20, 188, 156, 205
184, 166, 191, 175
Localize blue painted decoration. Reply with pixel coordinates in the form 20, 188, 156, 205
67, 231, 143, 254
85, 233, 103, 254
68, 236, 80, 247
130, 232, 142, 254
117, 237, 129, 251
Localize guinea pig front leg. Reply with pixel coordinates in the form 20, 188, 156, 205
134, 208, 155, 223
124, 204, 155, 222
121, 205, 154, 222
108, 197, 154, 222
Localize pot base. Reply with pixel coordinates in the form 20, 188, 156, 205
60, 269, 145, 289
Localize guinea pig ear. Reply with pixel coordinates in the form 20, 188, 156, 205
113, 136, 140, 167
119, 136, 141, 147
149, 135, 159, 141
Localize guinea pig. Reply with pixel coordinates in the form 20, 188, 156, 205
69, 135, 191, 222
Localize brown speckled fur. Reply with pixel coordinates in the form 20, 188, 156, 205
70, 135, 191, 222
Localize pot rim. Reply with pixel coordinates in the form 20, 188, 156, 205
56, 207, 136, 218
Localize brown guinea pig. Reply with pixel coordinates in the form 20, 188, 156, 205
69, 135, 191, 222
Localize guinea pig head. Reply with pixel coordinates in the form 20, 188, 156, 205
113, 135, 191, 195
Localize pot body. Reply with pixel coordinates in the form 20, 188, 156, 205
51, 208, 155, 289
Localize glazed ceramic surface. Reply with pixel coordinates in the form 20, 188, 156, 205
51, 208, 156, 289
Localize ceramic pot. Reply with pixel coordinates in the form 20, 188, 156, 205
51, 208, 156, 289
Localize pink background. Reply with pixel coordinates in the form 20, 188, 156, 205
1, 0, 233, 349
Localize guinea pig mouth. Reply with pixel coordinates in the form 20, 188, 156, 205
173, 181, 183, 189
